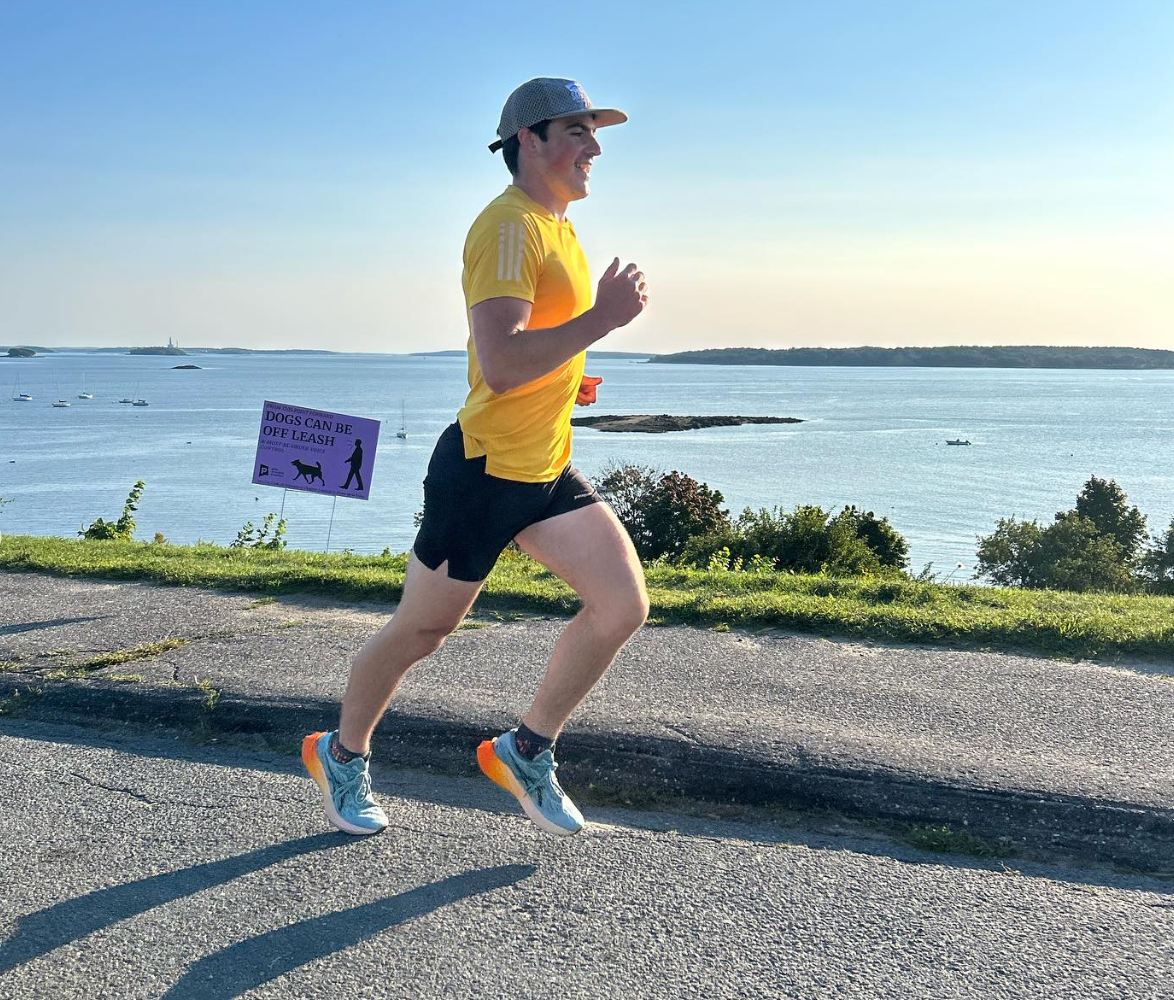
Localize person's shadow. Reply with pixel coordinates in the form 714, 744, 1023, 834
0, 832, 535, 996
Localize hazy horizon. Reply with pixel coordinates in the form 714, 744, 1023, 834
3, 2, 1170, 354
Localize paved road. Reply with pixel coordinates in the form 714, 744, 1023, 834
2, 573, 1172, 867
1, 721, 1171, 999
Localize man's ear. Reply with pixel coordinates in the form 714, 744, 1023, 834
518, 126, 542, 157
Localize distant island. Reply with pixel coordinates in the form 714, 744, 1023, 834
22, 346, 341, 355
5, 347, 36, 358
571, 414, 803, 433
649, 346, 1174, 370
129, 346, 188, 356
186, 347, 339, 355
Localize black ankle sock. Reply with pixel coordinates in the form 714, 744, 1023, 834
329, 731, 368, 764
513, 723, 553, 760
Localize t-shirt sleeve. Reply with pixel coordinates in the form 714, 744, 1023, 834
464, 208, 542, 307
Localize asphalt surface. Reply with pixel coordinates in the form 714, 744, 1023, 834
1, 721, 1171, 999
2, 572, 1172, 868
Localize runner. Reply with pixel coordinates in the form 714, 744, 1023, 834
303, 77, 649, 837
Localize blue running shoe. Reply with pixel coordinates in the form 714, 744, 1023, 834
477, 729, 585, 836
302, 731, 388, 836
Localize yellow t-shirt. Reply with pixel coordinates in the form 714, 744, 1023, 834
456, 185, 592, 482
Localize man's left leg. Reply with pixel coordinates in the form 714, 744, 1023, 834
477, 501, 649, 835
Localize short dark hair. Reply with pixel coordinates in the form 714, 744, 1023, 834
502, 119, 550, 175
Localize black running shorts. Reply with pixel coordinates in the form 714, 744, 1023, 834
412, 421, 603, 582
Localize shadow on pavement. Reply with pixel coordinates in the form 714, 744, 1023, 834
158, 864, 535, 999
3, 716, 1172, 896
0, 832, 350, 975
0, 615, 109, 636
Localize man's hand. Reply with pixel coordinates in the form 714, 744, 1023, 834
593, 257, 648, 331
576, 374, 603, 406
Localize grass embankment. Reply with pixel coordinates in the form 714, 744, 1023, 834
2, 534, 1173, 661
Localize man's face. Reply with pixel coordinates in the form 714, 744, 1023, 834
524, 114, 602, 203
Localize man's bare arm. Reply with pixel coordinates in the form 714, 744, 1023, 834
472, 258, 647, 395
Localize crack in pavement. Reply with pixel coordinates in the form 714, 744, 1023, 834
68, 771, 153, 804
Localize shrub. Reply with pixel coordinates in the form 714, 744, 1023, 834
638, 470, 730, 561
837, 506, 909, 570
1073, 475, 1148, 566
595, 462, 729, 562
80, 480, 146, 541
976, 477, 1146, 593
1138, 516, 1174, 595
230, 512, 288, 550
596, 460, 660, 548
681, 504, 907, 577
1035, 512, 1135, 593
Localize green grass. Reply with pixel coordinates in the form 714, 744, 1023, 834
43, 638, 192, 679
2, 534, 1173, 661
904, 823, 1017, 859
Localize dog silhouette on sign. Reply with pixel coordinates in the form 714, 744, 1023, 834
291, 459, 324, 485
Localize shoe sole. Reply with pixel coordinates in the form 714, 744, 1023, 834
476, 738, 580, 837
301, 732, 386, 836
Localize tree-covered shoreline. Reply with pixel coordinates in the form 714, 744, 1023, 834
649, 346, 1174, 370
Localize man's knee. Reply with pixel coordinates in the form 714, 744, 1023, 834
590, 590, 648, 639
398, 621, 456, 660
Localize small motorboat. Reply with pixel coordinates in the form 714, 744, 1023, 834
52, 399, 71, 407
132, 399, 150, 406
946, 439, 971, 446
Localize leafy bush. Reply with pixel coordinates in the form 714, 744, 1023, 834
639, 470, 729, 561
976, 477, 1144, 593
1073, 476, 1148, 566
80, 481, 146, 541
596, 462, 729, 561
596, 460, 660, 549
1138, 516, 1174, 595
681, 504, 908, 577
230, 512, 288, 550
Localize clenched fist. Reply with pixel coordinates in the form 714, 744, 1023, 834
594, 257, 648, 331
576, 374, 603, 406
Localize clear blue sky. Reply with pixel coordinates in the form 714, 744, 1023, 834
2, 1, 1170, 353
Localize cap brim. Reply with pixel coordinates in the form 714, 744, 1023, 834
488, 108, 628, 153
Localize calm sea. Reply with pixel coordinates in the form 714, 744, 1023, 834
3, 351, 1172, 580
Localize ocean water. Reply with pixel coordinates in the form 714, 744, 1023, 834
3, 351, 1173, 580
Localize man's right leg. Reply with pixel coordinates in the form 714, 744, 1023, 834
339, 552, 483, 753
303, 553, 482, 834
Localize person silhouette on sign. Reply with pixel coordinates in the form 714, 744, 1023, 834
341, 439, 364, 491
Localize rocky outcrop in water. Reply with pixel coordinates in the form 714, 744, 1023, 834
570, 414, 803, 433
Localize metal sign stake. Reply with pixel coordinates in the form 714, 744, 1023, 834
325, 495, 338, 552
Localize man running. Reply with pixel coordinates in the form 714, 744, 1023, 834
303, 77, 649, 837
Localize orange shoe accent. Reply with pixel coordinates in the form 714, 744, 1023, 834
302, 732, 328, 789
477, 739, 522, 797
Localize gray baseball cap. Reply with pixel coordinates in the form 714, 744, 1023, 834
489, 77, 627, 153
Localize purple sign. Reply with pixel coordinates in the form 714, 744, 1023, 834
252, 400, 380, 501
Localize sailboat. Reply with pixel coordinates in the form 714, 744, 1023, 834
395, 401, 407, 439
78, 373, 94, 399
11, 375, 32, 402
52, 398, 71, 407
